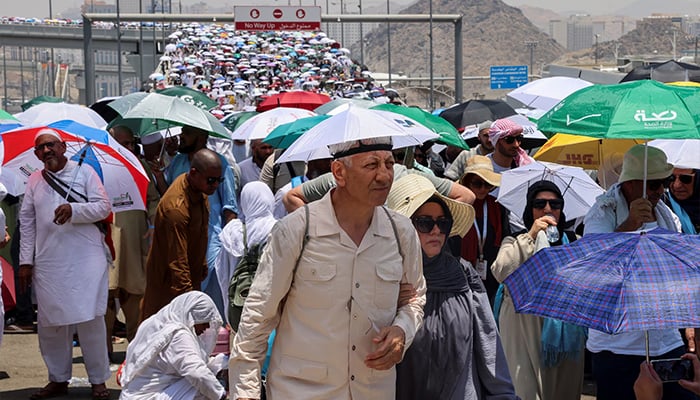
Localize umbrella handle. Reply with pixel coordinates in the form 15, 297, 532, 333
65, 145, 88, 201
645, 330, 650, 363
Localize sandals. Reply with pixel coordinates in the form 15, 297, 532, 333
29, 381, 68, 400
91, 384, 110, 400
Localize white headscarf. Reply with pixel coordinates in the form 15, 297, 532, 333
220, 181, 277, 258
120, 291, 222, 387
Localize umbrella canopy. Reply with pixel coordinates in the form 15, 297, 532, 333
533, 133, 643, 169
507, 76, 593, 112
263, 115, 331, 149
649, 139, 700, 169
276, 105, 440, 163
497, 161, 604, 221
89, 96, 121, 124
221, 111, 258, 133
620, 60, 700, 83
231, 107, 317, 140
505, 228, 700, 334
257, 91, 331, 112
1, 121, 150, 212
20, 95, 64, 111
371, 104, 469, 150
107, 92, 230, 138
537, 80, 700, 140
16, 102, 107, 129
156, 86, 218, 110
314, 97, 376, 115
439, 99, 517, 130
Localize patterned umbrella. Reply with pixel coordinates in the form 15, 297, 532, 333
505, 228, 700, 335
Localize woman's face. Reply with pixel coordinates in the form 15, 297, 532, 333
413, 202, 447, 258
462, 174, 494, 201
531, 190, 562, 223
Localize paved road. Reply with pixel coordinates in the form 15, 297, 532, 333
0, 331, 597, 399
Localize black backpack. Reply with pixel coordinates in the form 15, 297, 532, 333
228, 205, 310, 331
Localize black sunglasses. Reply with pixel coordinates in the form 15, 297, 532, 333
503, 135, 524, 144
672, 173, 694, 185
412, 216, 453, 234
532, 198, 564, 210
647, 176, 674, 191
468, 179, 494, 190
206, 176, 225, 185
34, 141, 62, 152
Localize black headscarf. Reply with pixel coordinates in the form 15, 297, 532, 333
521, 180, 572, 241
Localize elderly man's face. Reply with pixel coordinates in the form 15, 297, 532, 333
334, 150, 395, 208
670, 168, 695, 201
34, 134, 67, 172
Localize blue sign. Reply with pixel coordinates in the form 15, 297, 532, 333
490, 65, 529, 90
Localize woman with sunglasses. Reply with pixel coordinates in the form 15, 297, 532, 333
663, 168, 700, 234
388, 174, 517, 400
491, 180, 586, 400
459, 155, 510, 306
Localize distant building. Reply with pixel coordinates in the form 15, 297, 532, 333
549, 19, 567, 48
567, 15, 593, 52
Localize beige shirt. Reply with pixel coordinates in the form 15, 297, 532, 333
229, 191, 426, 399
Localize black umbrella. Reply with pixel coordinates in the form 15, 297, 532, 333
89, 96, 121, 124
439, 99, 517, 130
620, 60, 700, 83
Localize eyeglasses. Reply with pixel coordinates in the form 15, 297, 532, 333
532, 198, 564, 210
205, 176, 225, 185
467, 178, 494, 190
672, 173, 694, 185
647, 176, 674, 191
412, 216, 453, 234
503, 135, 524, 144
34, 141, 62, 152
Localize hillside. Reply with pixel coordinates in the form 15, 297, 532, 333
355, 0, 566, 103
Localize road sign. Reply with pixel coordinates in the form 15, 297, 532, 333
234, 6, 321, 31
490, 65, 529, 90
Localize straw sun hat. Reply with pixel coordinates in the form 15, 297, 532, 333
388, 174, 475, 237
459, 155, 501, 187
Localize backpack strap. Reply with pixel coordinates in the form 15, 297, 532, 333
381, 206, 404, 259
242, 223, 248, 254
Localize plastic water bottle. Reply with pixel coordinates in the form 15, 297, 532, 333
545, 214, 559, 243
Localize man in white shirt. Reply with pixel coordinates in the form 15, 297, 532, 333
19, 128, 112, 400
238, 139, 274, 191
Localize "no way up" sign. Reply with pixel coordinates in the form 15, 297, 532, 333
234, 6, 321, 31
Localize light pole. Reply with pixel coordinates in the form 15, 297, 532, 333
117, 0, 123, 96
340, 0, 345, 46
325, 0, 329, 32
139, 0, 144, 89
386, 0, 391, 86
525, 40, 537, 80
2, 46, 7, 110
49, 0, 55, 96
428, 0, 433, 109
358, 0, 363, 65
594, 34, 599, 65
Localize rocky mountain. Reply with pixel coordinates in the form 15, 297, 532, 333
355, 0, 566, 102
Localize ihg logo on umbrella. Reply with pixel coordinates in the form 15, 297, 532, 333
634, 109, 677, 129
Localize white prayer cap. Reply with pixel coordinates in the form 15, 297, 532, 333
141, 131, 163, 145
34, 128, 62, 143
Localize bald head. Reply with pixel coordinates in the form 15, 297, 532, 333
191, 148, 222, 172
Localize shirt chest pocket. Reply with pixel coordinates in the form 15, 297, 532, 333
373, 262, 402, 309
293, 263, 337, 309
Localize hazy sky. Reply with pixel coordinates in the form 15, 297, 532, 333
5, 0, 638, 18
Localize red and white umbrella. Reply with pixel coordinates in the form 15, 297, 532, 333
1, 120, 149, 212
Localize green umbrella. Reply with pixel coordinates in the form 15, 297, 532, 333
221, 111, 258, 133
156, 86, 218, 110
537, 80, 700, 139
0, 109, 18, 122
21, 95, 64, 111
107, 92, 230, 138
371, 103, 469, 150
263, 115, 331, 149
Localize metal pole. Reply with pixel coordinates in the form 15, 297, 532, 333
152, 2, 157, 71
594, 34, 599, 65
33, 48, 39, 98
454, 16, 462, 103
387, 0, 391, 86
325, 0, 329, 32
19, 46, 25, 104
2, 46, 7, 111
139, 0, 144, 89
695, 36, 698, 65
340, 0, 345, 46
428, 0, 433, 109
83, 15, 96, 105
359, 0, 363, 66
117, 0, 123, 96
49, 0, 55, 96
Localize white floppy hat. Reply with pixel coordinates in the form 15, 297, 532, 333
619, 144, 673, 183
387, 174, 475, 237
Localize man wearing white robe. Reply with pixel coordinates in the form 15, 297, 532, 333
19, 128, 112, 400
